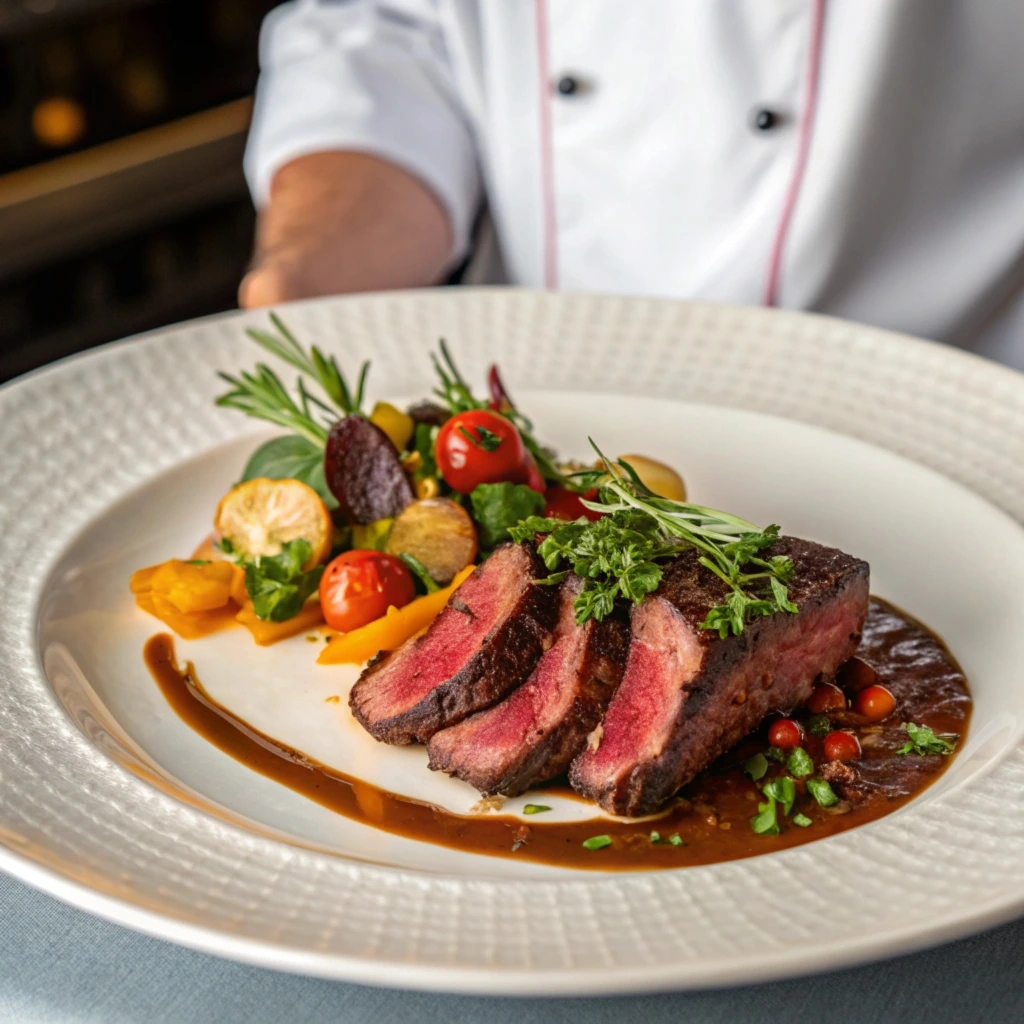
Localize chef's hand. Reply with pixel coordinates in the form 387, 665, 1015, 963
238, 152, 452, 308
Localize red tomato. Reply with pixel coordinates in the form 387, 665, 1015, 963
806, 682, 847, 714
823, 730, 862, 762
855, 684, 896, 722
319, 550, 415, 633
523, 454, 546, 494
434, 409, 529, 494
544, 486, 602, 522
768, 718, 804, 749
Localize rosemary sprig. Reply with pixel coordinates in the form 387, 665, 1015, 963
510, 440, 798, 636
215, 315, 370, 446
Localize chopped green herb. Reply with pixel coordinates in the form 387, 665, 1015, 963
470, 482, 546, 549
649, 831, 662, 844
398, 552, 440, 594
762, 776, 796, 817
786, 746, 815, 779
750, 794, 780, 836
766, 746, 787, 763
582, 835, 613, 851
459, 424, 503, 451
897, 722, 957, 757
806, 777, 839, 808
806, 714, 832, 738
243, 539, 324, 622
522, 804, 551, 815
743, 753, 768, 781
668, 834, 684, 847
793, 813, 813, 828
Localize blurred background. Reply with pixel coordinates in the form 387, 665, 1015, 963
0, 0, 279, 383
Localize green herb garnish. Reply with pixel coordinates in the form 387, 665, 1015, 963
582, 835, 613, 851
806, 714, 832, 738
649, 831, 661, 844
750, 795, 780, 836
522, 804, 551, 815
243, 539, 324, 622
744, 753, 768, 781
793, 813, 813, 828
459, 424, 503, 451
806, 777, 839, 808
470, 482, 546, 549
763, 776, 796, 816
897, 722, 957, 756
668, 834, 684, 847
786, 747, 814, 779
512, 441, 798, 633
240, 434, 337, 509
398, 553, 440, 594
765, 746, 787, 763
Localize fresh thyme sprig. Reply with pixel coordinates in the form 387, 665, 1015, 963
215, 315, 369, 447
510, 440, 799, 636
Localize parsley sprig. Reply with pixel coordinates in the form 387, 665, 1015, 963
510, 441, 799, 635
897, 722, 957, 756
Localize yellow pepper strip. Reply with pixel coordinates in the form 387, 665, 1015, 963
236, 600, 325, 646
318, 564, 475, 666
369, 401, 415, 452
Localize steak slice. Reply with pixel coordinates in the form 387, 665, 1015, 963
349, 543, 556, 744
426, 574, 629, 796
570, 538, 870, 816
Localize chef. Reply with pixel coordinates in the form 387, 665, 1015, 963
242, 0, 1024, 370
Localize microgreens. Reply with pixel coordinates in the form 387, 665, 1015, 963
582, 835, 613, 851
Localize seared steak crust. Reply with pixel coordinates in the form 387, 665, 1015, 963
427, 575, 629, 795
570, 537, 870, 816
349, 544, 557, 745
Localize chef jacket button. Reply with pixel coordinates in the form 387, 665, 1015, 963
752, 107, 781, 131
556, 75, 580, 96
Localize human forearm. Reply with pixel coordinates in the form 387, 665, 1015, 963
239, 151, 454, 309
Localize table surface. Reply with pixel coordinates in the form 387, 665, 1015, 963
2, 873, 1023, 1024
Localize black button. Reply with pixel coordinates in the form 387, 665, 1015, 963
556, 75, 579, 96
752, 108, 780, 132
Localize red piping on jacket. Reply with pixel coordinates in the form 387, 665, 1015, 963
762, 0, 826, 307
535, 0, 558, 289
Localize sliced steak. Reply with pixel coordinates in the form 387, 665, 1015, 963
570, 537, 870, 816
349, 543, 556, 744
426, 575, 629, 796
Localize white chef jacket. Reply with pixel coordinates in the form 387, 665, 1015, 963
245, 0, 1024, 370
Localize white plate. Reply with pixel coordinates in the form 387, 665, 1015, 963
2, 289, 1024, 993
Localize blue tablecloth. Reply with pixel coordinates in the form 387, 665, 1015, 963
2, 872, 1022, 1024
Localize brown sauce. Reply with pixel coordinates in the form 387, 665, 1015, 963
143, 598, 971, 871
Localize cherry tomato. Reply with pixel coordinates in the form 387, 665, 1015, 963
823, 730, 862, 762
434, 410, 529, 494
319, 550, 415, 632
544, 485, 602, 522
855, 684, 896, 722
768, 718, 804, 749
806, 682, 847, 714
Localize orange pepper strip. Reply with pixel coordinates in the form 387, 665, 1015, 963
318, 565, 475, 666
236, 600, 325, 646
134, 591, 240, 640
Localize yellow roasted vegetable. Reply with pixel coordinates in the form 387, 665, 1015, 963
369, 401, 415, 453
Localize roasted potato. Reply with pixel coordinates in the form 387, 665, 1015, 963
385, 497, 478, 584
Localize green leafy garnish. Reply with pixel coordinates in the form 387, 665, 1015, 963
408, 422, 439, 482
470, 483, 546, 549
806, 714, 832, 738
668, 834, 684, 847
459, 424, 503, 451
511, 442, 798, 632
766, 746, 787, 763
897, 722, 957, 756
582, 835, 612, 851
806, 778, 839, 808
750, 795, 780, 836
243, 539, 324, 622
522, 804, 551, 815
763, 776, 796, 816
398, 553, 440, 594
744, 753, 768, 781
786, 747, 814, 779
240, 434, 337, 509
793, 813, 813, 828
649, 831, 661, 844
216, 316, 369, 449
